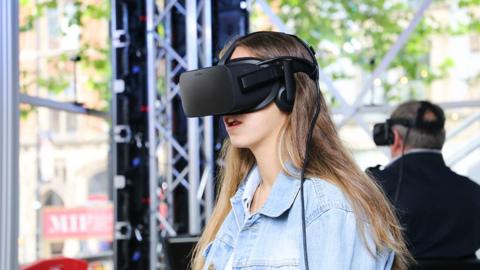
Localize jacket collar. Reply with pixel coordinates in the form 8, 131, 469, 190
259, 170, 301, 218
386, 148, 443, 169
229, 163, 302, 224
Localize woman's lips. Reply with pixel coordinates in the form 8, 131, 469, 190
224, 116, 243, 128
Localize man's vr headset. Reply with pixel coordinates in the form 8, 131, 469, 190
373, 101, 445, 146
179, 32, 319, 117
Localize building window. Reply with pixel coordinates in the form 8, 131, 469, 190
43, 190, 64, 207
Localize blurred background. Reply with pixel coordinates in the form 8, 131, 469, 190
10, 0, 480, 269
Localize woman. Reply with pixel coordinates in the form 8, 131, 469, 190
190, 31, 410, 270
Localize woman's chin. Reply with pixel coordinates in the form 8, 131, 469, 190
229, 138, 253, 149
230, 141, 250, 149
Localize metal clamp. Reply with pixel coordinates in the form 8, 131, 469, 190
113, 79, 125, 93
113, 30, 128, 48
114, 175, 126, 189
115, 221, 132, 240
114, 125, 131, 143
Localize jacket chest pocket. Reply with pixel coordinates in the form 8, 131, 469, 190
232, 238, 300, 270
233, 259, 299, 270
233, 231, 300, 270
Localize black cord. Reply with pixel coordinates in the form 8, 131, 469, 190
393, 127, 411, 203
300, 83, 321, 270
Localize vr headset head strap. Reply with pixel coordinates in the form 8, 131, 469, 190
240, 57, 317, 91
219, 32, 318, 69
415, 101, 445, 132
388, 101, 445, 131
388, 118, 414, 127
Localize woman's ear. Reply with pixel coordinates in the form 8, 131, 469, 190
390, 128, 404, 158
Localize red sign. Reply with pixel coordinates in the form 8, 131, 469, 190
42, 206, 113, 240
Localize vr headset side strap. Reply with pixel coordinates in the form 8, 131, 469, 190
240, 65, 284, 91
284, 60, 295, 103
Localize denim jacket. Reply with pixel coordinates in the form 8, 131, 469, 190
203, 165, 395, 270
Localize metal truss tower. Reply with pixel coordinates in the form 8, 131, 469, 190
153, 0, 216, 237
111, 0, 215, 269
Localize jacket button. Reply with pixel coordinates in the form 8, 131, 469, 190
208, 263, 215, 270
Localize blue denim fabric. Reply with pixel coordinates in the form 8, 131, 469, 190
203, 166, 395, 270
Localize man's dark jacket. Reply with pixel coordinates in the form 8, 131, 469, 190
367, 151, 480, 259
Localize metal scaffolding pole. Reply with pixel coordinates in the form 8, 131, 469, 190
186, 0, 201, 235
163, 1, 175, 233
146, 0, 159, 268
201, 0, 215, 220
0, 0, 20, 269
19, 94, 108, 119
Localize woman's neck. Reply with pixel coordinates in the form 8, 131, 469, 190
250, 138, 282, 189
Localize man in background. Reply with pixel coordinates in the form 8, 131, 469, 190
367, 100, 480, 260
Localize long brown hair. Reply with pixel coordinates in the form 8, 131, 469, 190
191, 32, 411, 270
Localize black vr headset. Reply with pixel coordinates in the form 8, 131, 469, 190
179, 32, 319, 117
373, 101, 445, 146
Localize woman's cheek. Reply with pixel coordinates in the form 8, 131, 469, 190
229, 124, 263, 148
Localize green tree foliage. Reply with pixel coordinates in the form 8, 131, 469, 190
273, 0, 480, 102
19, 0, 110, 112
20, 0, 480, 110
